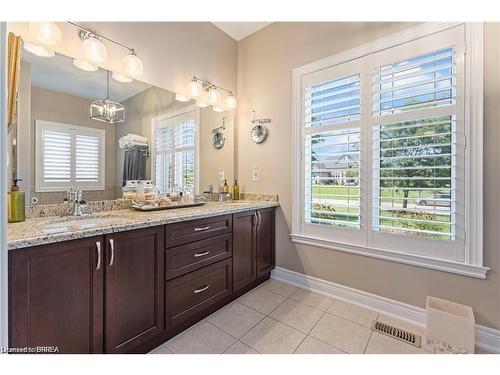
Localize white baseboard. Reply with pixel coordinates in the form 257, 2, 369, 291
271, 266, 500, 354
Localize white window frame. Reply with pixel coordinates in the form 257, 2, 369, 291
150, 105, 200, 194
291, 23, 487, 279
35, 120, 106, 192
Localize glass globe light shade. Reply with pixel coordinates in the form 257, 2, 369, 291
122, 51, 144, 77
188, 79, 203, 99
213, 106, 224, 113
73, 59, 98, 72
224, 93, 237, 109
175, 93, 191, 102
112, 72, 133, 83
207, 88, 221, 105
29, 22, 61, 45
23, 42, 55, 57
82, 35, 107, 63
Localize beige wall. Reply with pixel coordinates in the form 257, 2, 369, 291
236, 22, 500, 330
199, 109, 234, 191
117, 86, 235, 195
29, 86, 117, 204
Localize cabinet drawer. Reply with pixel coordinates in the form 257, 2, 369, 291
165, 215, 232, 248
165, 258, 232, 328
165, 234, 232, 280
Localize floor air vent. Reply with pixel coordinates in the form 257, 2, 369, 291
373, 321, 422, 347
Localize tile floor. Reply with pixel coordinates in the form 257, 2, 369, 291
149, 279, 487, 354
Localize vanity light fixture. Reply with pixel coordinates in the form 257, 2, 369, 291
73, 59, 98, 72
112, 72, 133, 83
23, 41, 55, 57
67, 22, 144, 76
175, 93, 191, 102
29, 22, 62, 46
90, 70, 125, 124
186, 76, 237, 110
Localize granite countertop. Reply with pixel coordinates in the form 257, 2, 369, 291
8, 200, 279, 250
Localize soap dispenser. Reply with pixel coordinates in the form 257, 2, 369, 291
8, 179, 25, 223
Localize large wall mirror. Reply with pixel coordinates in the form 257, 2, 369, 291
15, 48, 234, 204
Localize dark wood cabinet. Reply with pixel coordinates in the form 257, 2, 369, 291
104, 226, 164, 353
256, 208, 275, 278
9, 208, 275, 354
165, 258, 232, 328
232, 210, 257, 292
233, 208, 275, 292
9, 236, 104, 353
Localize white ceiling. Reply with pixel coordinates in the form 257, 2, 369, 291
22, 50, 152, 103
212, 22, 272, 41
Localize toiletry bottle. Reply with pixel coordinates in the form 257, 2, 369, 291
8, 179, 25, 223
232, 180, 240, 201
223, 179, 229, 193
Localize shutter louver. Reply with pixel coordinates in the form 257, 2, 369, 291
154, 113, 197, 195
372, 115, 456, 240
305, 128, 361, 228
305, 74, 361, 128
75, 134, 100, 182
42, 131, 71, 182
372, 47, 455, 116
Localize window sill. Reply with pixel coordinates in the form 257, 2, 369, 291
290, 233, 489, 279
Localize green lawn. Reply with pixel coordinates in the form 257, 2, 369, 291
311, 185, 449, 199
309, 185, 452, 239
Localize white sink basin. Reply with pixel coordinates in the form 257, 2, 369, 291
43, 217, 129, 234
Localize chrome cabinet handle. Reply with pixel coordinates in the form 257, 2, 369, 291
96, 241, 102, 270
194, 250, 210, 257
253, 212, 258, 227
194, 284, 210, 294
109, 238, 115, 267
257, 211, 262, 226
194, 225, 211, 232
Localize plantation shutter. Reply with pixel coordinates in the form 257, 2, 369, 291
300, 58, 367, 244
153, 110, 197, 195
36, 120, 105, 192
75, 134, 101, 182
42, 130, 71, 182
370, 25, 465, 261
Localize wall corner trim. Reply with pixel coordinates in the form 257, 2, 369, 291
271, 266, 500, 354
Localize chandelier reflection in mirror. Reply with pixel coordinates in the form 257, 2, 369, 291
90, 70, 125, 124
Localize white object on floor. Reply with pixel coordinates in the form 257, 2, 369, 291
425, 296, 475, 354
271, 266, 500, 353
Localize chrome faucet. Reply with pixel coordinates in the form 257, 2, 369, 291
64, 187, 90, 216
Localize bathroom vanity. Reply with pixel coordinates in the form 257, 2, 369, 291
8, 201, 276, 353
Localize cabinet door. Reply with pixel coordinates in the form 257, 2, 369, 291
232, 210, 256, 291
104, 226, 164, 353
9, 237, 104, 353
256, 208, 275, 278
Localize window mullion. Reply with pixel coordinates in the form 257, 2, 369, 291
360, 55, 373, 247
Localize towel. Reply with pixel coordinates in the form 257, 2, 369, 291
119, 133, 148, 149
122, 145, 148, 186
